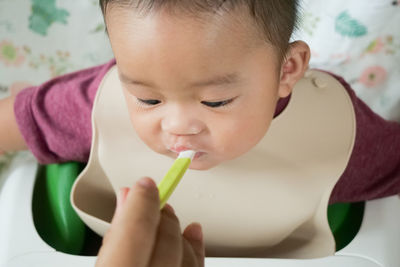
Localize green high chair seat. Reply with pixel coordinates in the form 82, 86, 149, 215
32, 162, 364, 256
33, 162, 88, 255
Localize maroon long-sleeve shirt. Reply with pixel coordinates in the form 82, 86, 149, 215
14, 59, 400, 204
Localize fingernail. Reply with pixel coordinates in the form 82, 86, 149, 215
190, 223, 203, 241
115, 187, 130, 215
119, 187, 130, 204
137, 177, 157, 189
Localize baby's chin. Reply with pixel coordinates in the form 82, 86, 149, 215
188, 163, 215, 171
188, 155, 222, 171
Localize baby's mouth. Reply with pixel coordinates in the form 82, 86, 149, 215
193, 151, 205, 160
168, 148, 205, 160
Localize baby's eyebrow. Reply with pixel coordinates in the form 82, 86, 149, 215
119, 72, 239, 89
189, 73, 239, 88
119, 72, 153, 87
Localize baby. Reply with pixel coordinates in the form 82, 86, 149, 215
1, 0, 400, 207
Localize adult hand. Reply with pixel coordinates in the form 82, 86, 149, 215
96, 177, 205, 267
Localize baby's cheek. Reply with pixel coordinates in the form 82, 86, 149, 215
137, 125, 161, 149
214, 123, 258, 159
228, 118, 270, 156
129, 114, 163, 150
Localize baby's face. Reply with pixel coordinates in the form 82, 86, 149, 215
106, 8, 289, 170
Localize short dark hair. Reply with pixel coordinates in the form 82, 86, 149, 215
99, 0, 300, 62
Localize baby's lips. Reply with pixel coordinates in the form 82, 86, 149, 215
193, 151, 205, 159
168, 146, 206, 160
172, 146, 194, 153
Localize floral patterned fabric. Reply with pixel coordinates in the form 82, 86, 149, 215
0, 0, 113, 99
297, 0, 400, 121
0, 0, 399, 171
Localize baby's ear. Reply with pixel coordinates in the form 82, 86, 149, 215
278, 41, 310, 98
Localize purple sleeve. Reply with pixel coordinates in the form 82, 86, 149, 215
329, 74, 400, 203
14, 59, 116, 164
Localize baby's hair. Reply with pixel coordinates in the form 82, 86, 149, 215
99, 0, 300, 62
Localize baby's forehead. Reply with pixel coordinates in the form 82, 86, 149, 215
107, 6, 266, 54
109, 4, 261, 34
107, 5, 281, 83
103, 0, 296, 62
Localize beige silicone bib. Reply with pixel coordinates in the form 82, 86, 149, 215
71, 67, 355, 258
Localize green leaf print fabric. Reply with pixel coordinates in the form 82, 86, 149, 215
335, 11, 367, 37
29, 0, 70, 36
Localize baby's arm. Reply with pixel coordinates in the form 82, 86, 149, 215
329, 73, 400, 203
2, 59, 115, 164
0, 95, 27, 152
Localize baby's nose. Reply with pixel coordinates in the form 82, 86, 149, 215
161, 112, 203, 136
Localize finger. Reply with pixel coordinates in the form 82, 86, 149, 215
114, 187, 130, 219
149, 206, 183, 267
100, 187, 130, 247
183, 223, 205, 267
98, 177, 161, 267
181, 238, 198, 267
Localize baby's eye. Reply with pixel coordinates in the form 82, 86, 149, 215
136, 98, 161, 106
201, 98, 234, 108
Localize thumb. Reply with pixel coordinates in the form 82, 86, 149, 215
183, 223, 205, 267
